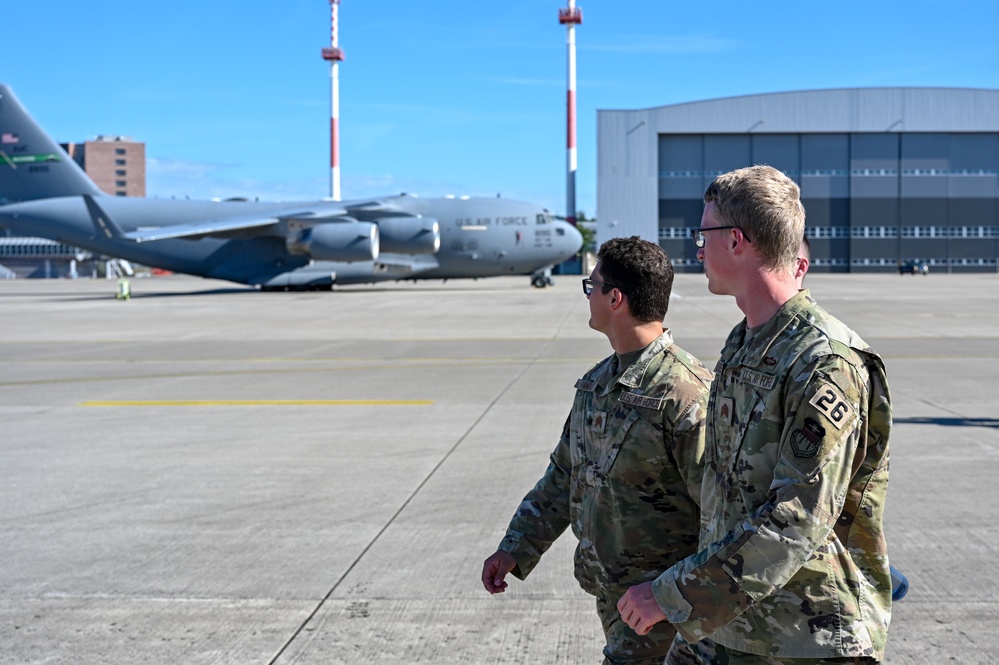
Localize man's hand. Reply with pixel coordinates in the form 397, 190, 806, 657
481, 551, 517, 594
617, 581, 667, 635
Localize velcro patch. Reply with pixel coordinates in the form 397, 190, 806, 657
790, 417, 826, 458
808, 383, 855, 430
716, 397, 735, 425
739, 367, 776, 390
619, 392, 665, 410
590, 411, 607, 434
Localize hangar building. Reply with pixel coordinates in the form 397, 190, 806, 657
597, 88, 999, 272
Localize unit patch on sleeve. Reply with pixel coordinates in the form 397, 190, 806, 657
808, 382, 855, 430
790, 417, 826, 458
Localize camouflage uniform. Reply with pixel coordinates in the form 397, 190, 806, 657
498, 330, 712, 663
651, 291, 892, 661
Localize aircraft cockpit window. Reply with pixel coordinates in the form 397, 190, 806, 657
536, 213, 554, 225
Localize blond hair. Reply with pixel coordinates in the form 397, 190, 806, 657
704, 165, 805, 273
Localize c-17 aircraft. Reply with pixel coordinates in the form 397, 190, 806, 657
0, 85, 582, 290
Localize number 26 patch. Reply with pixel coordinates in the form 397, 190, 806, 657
808, 383, 855, 430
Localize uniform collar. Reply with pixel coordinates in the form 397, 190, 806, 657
592, 329, 673, 393
722, 290, 815, 366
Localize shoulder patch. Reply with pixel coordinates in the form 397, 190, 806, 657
619, 392, 666, 410
808, 383, 855, 430
574, 379, 597, 392
790, 417, 825, 458
738, 367, 776, 390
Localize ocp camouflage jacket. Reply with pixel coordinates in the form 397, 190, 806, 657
652, 291, 892, 660
499, 330, 712, 600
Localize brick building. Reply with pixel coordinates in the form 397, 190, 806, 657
62, 136, 145, 197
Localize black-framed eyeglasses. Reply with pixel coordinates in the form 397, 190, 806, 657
690, 225, 751, 248
581, 278, 618, 296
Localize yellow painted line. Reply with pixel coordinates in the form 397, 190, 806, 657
79, 399, 433, 407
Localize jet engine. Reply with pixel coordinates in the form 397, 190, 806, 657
374, 217, 440, 255
286, 220, 379, 262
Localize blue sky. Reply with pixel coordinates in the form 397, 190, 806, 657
4, 1, 998, 216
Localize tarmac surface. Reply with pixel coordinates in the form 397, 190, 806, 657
1, 271, 997, 664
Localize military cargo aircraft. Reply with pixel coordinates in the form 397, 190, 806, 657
0, 85, 582, 290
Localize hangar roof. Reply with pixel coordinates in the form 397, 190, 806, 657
599, 87, 999, 133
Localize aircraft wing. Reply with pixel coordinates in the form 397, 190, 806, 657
124, 216, 282, 243
84, 194, 351, 243
343, 200, 404, 214
126, 201, 420, 243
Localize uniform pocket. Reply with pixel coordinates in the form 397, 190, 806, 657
706, 388, 781, 520
602, 409, 671, 485
592, 408, 640, 479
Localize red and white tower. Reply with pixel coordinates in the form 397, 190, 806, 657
559, 1, 582, 227
321, 0, 345, 200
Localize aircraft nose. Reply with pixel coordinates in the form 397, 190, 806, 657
558, 221, 584, 255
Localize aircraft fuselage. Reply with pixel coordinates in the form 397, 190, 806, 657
0, 194, 582, 287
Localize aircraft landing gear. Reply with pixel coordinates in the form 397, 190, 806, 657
531, 267, 554, 289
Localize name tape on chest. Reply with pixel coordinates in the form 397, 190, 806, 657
574, 379, 597, 392
738, 367, 776, 390
619, 392, 665, 410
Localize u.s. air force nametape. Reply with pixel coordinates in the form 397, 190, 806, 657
739, 367, 776, 390
620, 392, 665, 410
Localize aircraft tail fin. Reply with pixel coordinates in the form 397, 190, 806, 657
0, 84, 103, 206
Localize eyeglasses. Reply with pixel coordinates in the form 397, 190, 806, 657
690, 225, 752, 248
581, 278, 618, 296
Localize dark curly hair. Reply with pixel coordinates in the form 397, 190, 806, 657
596, 236, 673, 322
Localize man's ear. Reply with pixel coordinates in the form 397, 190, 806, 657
732, 229, 751, 255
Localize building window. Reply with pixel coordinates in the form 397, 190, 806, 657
851, 226, 898, 239
850, 257, 898, 266
671, 257, 704, 267
657, 227, 694, 240
115, 159, 126, 166
806, 226, 851, 239
955, 226, 999, 238
114, 148, 126, 156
